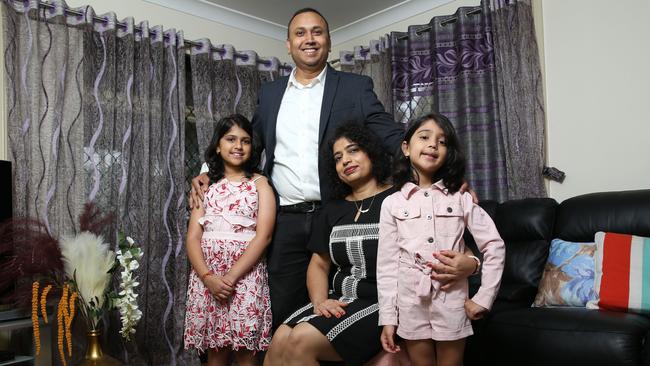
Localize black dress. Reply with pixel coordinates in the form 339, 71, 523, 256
284, 188, 395, 365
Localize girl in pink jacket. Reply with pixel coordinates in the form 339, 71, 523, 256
377, 113, 505, 366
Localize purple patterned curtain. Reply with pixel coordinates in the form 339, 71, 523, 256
390, 27, 434, 126
3, 1, 191, 364
339, 1, 546, 201
390, 5, 508, 201
189, 42, 291, 160
430, 5, 508, 201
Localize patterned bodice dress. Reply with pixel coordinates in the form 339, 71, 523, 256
184, 178, 272, 352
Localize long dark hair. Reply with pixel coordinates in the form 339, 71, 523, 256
204, 114, 260, 184
322, 123, 391, 199
392, 113, 466, 193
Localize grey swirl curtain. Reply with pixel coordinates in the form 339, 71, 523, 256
341, 0, 546, 201
487, 0, 546, 199
3, 1, 192, 364
189, 41, 290, 159
339, 38, 393, 118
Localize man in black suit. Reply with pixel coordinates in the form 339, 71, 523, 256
252, 8, 403, 328
192, 8, 403, 328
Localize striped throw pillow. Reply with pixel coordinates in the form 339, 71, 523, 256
587, 232, 650, 313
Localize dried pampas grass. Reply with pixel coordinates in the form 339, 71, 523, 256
59, 232, 115, 328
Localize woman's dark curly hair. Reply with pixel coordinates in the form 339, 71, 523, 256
322, 123, 392, 199
204, 114, 261, 184
392, 113, 466, 193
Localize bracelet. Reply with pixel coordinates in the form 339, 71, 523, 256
200, 270, 214, 281
468, 255, 481, 275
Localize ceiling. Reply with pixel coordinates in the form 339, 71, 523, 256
201, 0, 405, 30
145, 0, 454, 45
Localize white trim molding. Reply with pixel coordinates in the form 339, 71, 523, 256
144, 0, 454, 46
144, 0, 287, 41
330, 0, 454, 45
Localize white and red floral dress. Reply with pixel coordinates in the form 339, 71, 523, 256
184, 177, 272, 352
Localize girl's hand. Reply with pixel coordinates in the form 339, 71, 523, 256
189, 173, 210, 209
204, 275, 234, 301
427, 250, 476, 290
314, 299, 348, 318
464, 299, 487, 320
380, 325, 401, 353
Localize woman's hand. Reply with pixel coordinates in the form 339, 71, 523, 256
427, 250, 477, 290
380, 325, 401, 353
314, 299, 348, 318
189, 173, 210, 209
464, 299, 487, 320
204, 275, 234, 301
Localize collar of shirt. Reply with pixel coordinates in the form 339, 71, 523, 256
287, 65, 327, 90
400, 180, 449, 199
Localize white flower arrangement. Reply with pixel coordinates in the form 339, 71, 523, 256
115, 235, 143, 340
60, 232, 116, 330
58, 231, 143, 339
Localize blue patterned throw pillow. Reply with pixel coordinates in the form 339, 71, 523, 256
533, 239, 597, 307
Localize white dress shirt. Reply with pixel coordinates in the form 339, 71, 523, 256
272, 67, 326, 206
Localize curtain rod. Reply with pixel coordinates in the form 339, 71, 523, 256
329, 45, 371, 65
396, 7, 481, 41
27, 0, 292, 71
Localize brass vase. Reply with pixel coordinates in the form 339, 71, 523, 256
78, 330, 122, 366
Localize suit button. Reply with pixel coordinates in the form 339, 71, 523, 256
426, 214, 432, 220
424, 192, 429, 197
403, 210, 409, 217
427, 237, 434, 243
447, 207, 453, 213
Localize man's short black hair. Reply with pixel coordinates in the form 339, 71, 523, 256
287, 7, 330, 39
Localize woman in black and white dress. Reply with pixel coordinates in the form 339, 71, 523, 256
264, 124, 477, 366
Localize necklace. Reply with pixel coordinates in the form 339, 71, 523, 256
352, 192, 377, 223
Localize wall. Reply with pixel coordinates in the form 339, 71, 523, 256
0, 0, 289, 160
541, 0, 650, 202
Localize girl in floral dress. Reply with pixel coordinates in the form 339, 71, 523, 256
184, 114, 275, 366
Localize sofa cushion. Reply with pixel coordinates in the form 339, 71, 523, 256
533, 238, 596, 307
495, 198, 557, 242
588, 232, 650, 314
493, 198, 557, 303
483, 307, 650, 366
555, 190, 650, 242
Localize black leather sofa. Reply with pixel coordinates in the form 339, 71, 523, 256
465, 189, 650, 366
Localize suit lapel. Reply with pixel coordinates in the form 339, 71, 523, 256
318, 65, 339, 145
267, 77, 288, 153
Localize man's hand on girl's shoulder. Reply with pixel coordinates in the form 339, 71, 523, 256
189, 173, 210, 209
459, 181, 479, 204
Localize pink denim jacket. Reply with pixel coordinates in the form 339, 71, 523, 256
377, 181, 505, 326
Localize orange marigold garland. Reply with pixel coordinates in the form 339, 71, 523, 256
57, 284, 69, 366
65, 291, 77, 357
31, 281, 40, 356
40, 284, 52, 324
